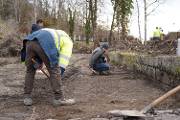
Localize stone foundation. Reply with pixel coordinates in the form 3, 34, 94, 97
110, 51, 180, 90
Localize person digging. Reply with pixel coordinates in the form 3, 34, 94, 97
21, 28, 75, 106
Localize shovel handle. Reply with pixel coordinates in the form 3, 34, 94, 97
88, 66, 98, 75
141, 85, 180, 113
32, 58, 50, 79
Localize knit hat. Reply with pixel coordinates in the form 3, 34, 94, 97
101, 43, 109, 50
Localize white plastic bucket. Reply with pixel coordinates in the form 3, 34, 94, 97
177, 38, 180, 56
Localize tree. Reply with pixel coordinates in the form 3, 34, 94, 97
33, 0, 37, 22
109, 0, 117, 45
143, 0, 165, 43
43, 0, 50, 17
83, 0, 90, 44
88, 0, 98, 48
117, 0, 133, 41
68, 7, 76, 40
109, 0, 133, 46
136, 0, 141, 41
0, 0, 14, 20
144, 0, 147, 43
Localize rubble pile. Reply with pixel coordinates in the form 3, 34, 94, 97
115, 34, 178, 56
142, 39, 177, 55
0, 34, 22, 57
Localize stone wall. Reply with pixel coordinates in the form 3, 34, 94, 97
110, 51, 180, 90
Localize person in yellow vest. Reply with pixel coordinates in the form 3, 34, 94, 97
160, 27, 164, 41
21, 28, 75, 106
153, 27, 161, 41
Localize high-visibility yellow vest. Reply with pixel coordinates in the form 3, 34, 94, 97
43, 28, 73, 69
153, 29, 161, 37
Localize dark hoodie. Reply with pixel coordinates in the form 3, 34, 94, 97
89, 47, 105, 68
31, 24, 42, 33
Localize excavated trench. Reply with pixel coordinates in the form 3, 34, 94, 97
0, 54, 179, 120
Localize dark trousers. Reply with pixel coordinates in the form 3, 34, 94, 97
24, 40, 63, 99
152, 37, 160, 41
60, 67, 65, 76
93, 63, 110, 72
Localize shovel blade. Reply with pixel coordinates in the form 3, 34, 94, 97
109, 110, 146, 117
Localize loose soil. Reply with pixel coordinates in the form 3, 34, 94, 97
0, 54, 179, 120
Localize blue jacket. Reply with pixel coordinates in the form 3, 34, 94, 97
23, 29, 59, 67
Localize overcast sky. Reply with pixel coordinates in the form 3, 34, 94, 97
99, 0, 180, 40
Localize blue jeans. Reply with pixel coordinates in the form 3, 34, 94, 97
93, 63, 109, 72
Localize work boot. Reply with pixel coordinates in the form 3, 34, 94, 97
23, 94, 33, 106
53, 98, 75, 106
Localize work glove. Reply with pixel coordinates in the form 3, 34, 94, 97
32, 58, 43, 69
33, 62, 43, 69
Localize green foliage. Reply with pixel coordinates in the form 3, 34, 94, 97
111, 0, 134, 40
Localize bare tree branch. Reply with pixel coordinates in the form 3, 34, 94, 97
147, 0, 159, 8
147, 4, 160, 16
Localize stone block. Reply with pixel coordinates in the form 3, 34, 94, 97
110, 52, 180, 89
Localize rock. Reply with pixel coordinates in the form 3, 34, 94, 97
91, 118, 109, 120
173, 109, 180, 115
110, 117, 123, 120
108, 110, 146, 117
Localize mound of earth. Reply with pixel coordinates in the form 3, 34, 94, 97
0, 34, 22, 57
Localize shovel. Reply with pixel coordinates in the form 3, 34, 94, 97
109, 85, 180, 118
88, 66, 98, 75
32, 58, 50, 79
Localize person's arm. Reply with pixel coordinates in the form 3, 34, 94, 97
104, 50, 110, 63
104, 54, 110, 63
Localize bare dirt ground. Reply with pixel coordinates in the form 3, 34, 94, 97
0, 54, 179, 120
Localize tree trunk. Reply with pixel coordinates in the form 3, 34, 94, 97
33, 0, 37, 22
120, 15, 126, 41
108, 4, 116, 46
89, 0, 98, 48
68, 8, 76, 40
85, 1, 91, 45
0, 0, 4, 19
93, 0, 98, 48
14, 0, 18, 22
136, 0, 141, 41
144, 0, 147, 44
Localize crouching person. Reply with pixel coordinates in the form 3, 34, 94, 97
22, 28, 75, 106
89, 43, 110, 75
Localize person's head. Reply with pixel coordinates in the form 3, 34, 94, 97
36, 19, 44, 27
101, 43, 109, 52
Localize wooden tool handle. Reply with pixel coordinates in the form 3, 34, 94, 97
32, 58, 50, 79
141, 85, 180, 113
